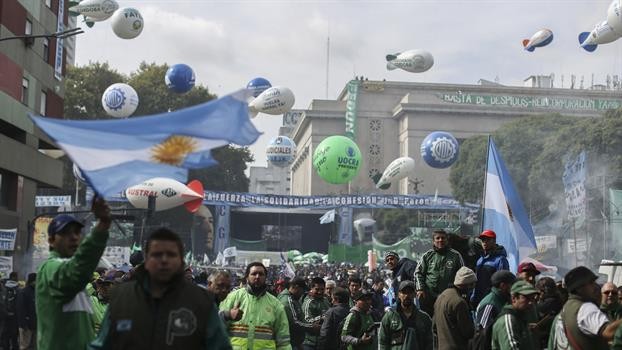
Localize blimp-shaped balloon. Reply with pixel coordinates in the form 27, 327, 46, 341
608, 0, 622, 35
374, 157, 415, 190
165, 64, 195, 94
102, 83, 139, 118
386, 50, 434, 73
266, 136, 296, 167
68, 0, 119, 22
522, 29, 554, 52
312, 135, 362, 184
73, 163, 87, 184
247, 77, 272, 98
249, 86, 295, 117
579, 20, 620, 52
110, 7, 144, 39
125, 178, 204, 213
420, 132, 460, 169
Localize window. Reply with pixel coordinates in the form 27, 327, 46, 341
43, 38, 49, 62
21, 78, 29, 105
25, 19, 32, 35
40, 90, 47, 115
45, 0, 52, 8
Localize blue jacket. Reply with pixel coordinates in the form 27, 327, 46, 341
471, 245, 509, 307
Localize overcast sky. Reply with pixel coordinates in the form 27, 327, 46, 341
74, 0, 622, 168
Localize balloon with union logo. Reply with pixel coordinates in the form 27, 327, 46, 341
266, 136, 296, 167
110, 7, 144, 39
312, 135, 362, 184
165, 64, 195, 93
247, 77, 272, 98
420, 131, 459, 168
101, 83, 139, 118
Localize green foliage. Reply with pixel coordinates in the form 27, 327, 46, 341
64, 62, 125, 120
448, 135, 487, 203
189, 146, 255, 192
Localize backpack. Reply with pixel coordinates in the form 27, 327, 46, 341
468, 324, 493, 350
337, 310, 361, 350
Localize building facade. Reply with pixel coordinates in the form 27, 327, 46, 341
289, 79, 622, 197
0, 0, 67, 274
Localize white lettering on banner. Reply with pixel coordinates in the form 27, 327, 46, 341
535, 235, 557, 253
102, 246, 131, 267
35, 196, 72, 207
54, 0, 64, 81
439, 93, 621, 111
0, 229, 16, 251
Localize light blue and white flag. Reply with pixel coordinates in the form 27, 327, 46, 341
482, 139, 537, 273
319, 209, 336, 224
30, 90, 261, 198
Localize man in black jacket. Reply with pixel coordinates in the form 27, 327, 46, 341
384, 251, 416, 304
17, 273, 36, 350
317, 287, 350, 350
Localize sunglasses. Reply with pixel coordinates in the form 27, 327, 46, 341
603, 290, 616, 295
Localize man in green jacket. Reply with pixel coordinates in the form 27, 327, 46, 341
302, 277, 330, 350
475, 270, 516, 330
278, 277, 318, 349
379, 280, 432, 350
415, 229, 464, 316
341, 290, 376, 350
491, 280, 539, 350
36, 197, 111, 350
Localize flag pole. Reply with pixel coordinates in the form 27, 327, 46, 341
480, 135, 492, 233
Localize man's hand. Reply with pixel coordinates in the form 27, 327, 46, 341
92, 196, 111, 230
311, 322, 321, 334
229, 302, 243, 321
416, 290, 426, 300
360, 333, 372, 344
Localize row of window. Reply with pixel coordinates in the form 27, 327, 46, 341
21, 78, 47, 115
25, 19, 51, 62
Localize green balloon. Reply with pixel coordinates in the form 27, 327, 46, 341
312, 135, 362, 184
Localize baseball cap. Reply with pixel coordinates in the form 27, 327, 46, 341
352, 289, 374, 301
511, 280, 539, 295
48, 214, 84, 236
479, 230, 496, 239
398, 280, 415, 292
518, 262, 541, 275
564, 266, 598, 293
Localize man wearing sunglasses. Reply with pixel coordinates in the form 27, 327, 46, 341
600, 282, 622, 321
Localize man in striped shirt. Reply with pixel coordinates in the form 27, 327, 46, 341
475, 271, 516, 330
491, 280, 539, 350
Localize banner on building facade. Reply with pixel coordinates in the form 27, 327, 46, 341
54, 0, 64, 81
35, 195, 72, 207
345, 80, 360, 140
562, 151, 587, 221
338, 207, 353, 245
214, 205, 230, 255
202, 191, 476, 210
0, 229, 16, 251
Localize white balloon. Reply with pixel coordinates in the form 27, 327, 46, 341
110, 7, 144, 39
101, 83, 139, 118
386, 50, 434, 73
608, 0, 622, 35
376, 157, 415, 189
126, 178, 204, 213
249, 86, 295, 117
69, 0, 119, 21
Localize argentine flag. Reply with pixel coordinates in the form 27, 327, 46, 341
482, 139, 537, 273
31, 90, 261, 198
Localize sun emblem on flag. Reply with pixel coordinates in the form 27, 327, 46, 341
150, 136, 198, 165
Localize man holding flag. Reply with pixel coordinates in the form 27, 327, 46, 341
482, 138, 537, 273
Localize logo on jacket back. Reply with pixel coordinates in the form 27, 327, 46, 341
167, 308, 197, 345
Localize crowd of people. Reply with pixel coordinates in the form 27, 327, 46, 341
2, 198, 622, 349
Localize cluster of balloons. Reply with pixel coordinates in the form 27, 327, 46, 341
246, 78, 296, 117
69, 0, 144, 39
578, 0, 622, 52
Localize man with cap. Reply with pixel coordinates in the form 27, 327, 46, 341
36, 197, 111, 350
384, 251, 417, 303
549, 266, 622, 350
379, 280, 433, 350
491, 280, 539, 350
516, 262, 540, 286
341, 290, 376, 350
600, 282, 622, 321
471, 230, 509, 307
433, 266, 476, 350
278, 277, 317, 350
415, 229, 464, 316
475, 270, 516, 332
